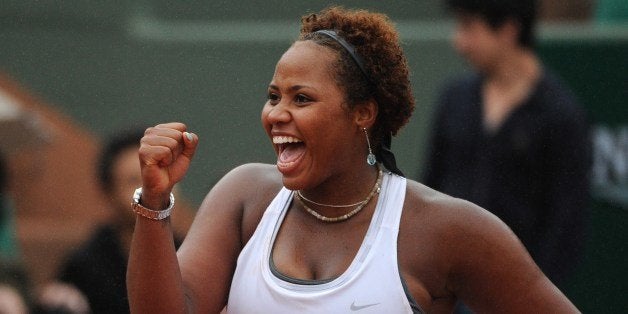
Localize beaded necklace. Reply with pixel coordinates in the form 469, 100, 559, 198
294, 167, 383, 223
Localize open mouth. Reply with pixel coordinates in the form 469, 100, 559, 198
273, 136, 306, 169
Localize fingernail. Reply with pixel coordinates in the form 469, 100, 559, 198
184, 132, 193, 141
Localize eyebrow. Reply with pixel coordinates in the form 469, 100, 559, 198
268, 84, 312, 92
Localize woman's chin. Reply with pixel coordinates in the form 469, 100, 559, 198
276, 163, 307, 190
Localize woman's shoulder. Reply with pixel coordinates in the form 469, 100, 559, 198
404, 179, 477, 218
226, 162, 280, 177
216, 163, 283, 191
403, 179, 515, 240
401, 180, 535, 284
204, 163, 284, 213
203, 163, 283, 241
401, 182, 575, 312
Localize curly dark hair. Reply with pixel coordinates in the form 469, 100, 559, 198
445, 0, 537, 48
299, 6, 415, 148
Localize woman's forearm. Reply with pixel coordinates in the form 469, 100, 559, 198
127, 217, 189, 314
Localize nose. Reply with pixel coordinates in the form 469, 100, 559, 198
264, 101, 291, 125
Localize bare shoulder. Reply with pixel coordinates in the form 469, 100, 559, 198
197, 163, 283, 241
202, 163, 282, 205
402, 179, 510, 236
216, 162, 282, 186
400, 180, 578, 313
402, 179, 527, 268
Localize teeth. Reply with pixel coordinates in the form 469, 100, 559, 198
273, 136, 302, 144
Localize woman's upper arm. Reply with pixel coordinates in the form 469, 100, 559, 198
174, 163, 277, 313
448, 203, 580, 313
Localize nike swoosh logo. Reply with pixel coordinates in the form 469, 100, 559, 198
350, 301, 380, 311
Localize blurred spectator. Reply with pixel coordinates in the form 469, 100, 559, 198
36, 128, 185, 314
423, 0, 591, 290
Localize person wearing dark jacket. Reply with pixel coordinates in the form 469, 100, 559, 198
423, 0, 591, 288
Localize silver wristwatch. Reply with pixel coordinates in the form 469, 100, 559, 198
131, 187, 175, 220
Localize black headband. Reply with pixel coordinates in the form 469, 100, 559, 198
313, 29, 372, 85
313, 29, 404, 177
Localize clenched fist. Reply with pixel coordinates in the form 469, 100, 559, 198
138, 122, 198, 210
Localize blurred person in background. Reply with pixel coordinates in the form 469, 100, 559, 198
36, 128, 187, 314
422, 0, 591, 301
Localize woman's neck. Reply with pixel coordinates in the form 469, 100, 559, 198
298, 164, 381, 211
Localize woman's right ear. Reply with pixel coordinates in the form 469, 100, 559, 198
354, 98, 378, 129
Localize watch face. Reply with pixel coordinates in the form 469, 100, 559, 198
133, 187, 143, 203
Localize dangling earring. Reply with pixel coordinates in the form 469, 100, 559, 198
363, 128, 376, 166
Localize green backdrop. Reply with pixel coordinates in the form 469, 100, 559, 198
538, 38, 628, 313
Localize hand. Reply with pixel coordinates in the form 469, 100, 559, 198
139, 122, 198, 209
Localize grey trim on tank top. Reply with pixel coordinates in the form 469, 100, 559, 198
269, 256, 334, 285
268, 254, 425, 313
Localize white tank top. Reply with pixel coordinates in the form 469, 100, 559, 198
227, 172, 420, 313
